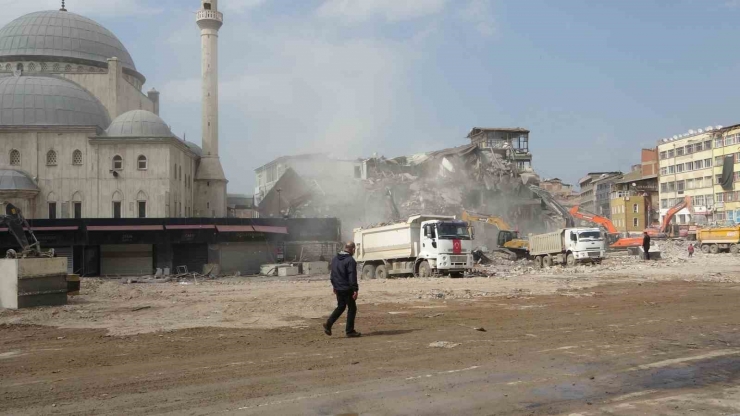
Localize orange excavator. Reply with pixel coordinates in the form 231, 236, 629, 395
645, 195, 692, 238
569, 206, 643, 249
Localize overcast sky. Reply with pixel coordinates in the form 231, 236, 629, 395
5, 0, 740, 192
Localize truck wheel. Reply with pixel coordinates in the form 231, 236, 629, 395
534, 256, 543, 269
566, 253, 576, 267
375, 265, 388, 279
731, 245, 739, 254
710, 244, 720, 254
418, 261, 431, 278
701, 244, 710, 254
362, 264, 377, 280
543, 255, 553, 268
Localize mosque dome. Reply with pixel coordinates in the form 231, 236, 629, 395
0, 75, 111, 129
0, 169, 38, 192
106, 110, 173, 137
0, 10, 137, 72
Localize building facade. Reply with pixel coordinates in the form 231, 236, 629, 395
709, 124, 740, 222
611, 195, 647, 232
466, 127, 532, 171
0, 3, 227, 219
657, 131, 715, 225
578, 172, 621, 214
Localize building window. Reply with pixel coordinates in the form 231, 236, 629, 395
46, 150, 57, 166
660, 183, 667, 193
138, 201, 146, 218
633, 204, 639, 213
659, 151, 667, 160
687, 179, 694, 189
695, 160, 703, 170
676, 147, 685, 156
74, 202, 82, 219
717, 193, 725, 203
660, 167, 667, 175
64, 64, 72, 72
685, 144, 693, 154
715, 138, 724, 148
137, 155, 147, 170
661, 199, 668, 209
716, 174, 722, 185
667, 182, 675, 192
113, 201, 122, 218
633, 218, 639, 227
179, 165, 182, 181
705, 158, 712, 167
668, 165, 675, 174
48, 202, 56, 219
676, 163, 684, 173
204, 1, 212, 9
677, 180, 685, 192
16, 63, 23, 72
695, 142, 703, 152
113, 155, 123, 170
72, 149, 83, 165
686, 161, 694, 171
704, 140, 711, 149
726, 135, 736, 146
9, 149, 20, 166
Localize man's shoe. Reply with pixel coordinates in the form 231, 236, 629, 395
346, 331, 362, 338
323, 323, 332, 336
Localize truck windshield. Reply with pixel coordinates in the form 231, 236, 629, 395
578, 231, 602, 241
437, 223, 471, 240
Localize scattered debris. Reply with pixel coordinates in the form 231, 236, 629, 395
132, 306, 151, 312
457, 324, 486, 332
428, 341, 460, 349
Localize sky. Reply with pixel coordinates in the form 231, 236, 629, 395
4, 0, 740, 192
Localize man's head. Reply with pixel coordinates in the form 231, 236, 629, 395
345, 241, 356, 256
643, 232, 648, 236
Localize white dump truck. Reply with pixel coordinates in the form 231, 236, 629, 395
354, 215, 474, 278
529, 227, 606, 268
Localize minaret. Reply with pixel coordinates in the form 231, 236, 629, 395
194, 0, 228, 217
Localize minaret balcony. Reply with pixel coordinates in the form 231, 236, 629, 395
196, 10, 223, 23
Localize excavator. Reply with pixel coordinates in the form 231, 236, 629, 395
569, 206, 643, 249
0, 203, 53, 258
461, 210, 529, 260
646, 195, 692, 238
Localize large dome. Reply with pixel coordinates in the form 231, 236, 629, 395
0, 10, 136, 72
106, 110, 173, 137
0, 75, 111, 129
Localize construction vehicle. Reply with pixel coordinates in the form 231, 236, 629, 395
354, 215, 474, 278
697, 226, 740, 254
461, 210, 529, 260
646, 196, 692, 238
569, 206, 643, 250
0, 203, 53, 258
529, 228, 606, 268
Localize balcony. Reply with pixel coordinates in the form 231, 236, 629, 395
197, 10, 223, 23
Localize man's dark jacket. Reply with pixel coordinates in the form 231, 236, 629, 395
642, 234, 651, 249
330, 251, 358, 292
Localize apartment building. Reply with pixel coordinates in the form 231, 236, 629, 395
710, 124, 740, 222
657, 131, 715, 224
578, 172, 621, 214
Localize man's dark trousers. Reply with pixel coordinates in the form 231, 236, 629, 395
644, 246, 650, 260
327, 290, 356, 334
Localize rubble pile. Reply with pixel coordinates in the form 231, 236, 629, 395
290, 144, 568, 236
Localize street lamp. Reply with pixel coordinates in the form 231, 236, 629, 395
276, 188, 282, 218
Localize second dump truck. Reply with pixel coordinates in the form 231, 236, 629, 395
354, 215, 474, 278
698, 226, 740, 254
529, 227, 606, 268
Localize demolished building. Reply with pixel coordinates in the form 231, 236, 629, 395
258, 143, 572, 245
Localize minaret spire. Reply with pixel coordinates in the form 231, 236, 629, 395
60, 1, 67, 11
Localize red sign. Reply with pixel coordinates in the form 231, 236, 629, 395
452, 239, 462, 254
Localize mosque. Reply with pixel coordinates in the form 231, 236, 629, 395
0, 0, 228, 219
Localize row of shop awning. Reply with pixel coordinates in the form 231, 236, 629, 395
0, 225, 289, 234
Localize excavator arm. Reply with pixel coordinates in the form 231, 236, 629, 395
569, 205, 619, 234
0, 203, 45, 258
659, 196, 692, 234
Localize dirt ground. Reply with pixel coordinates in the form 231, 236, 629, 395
2, 252, 740, 415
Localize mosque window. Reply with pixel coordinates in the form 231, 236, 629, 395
40, 63, 47, 72
112, 155, 123, 170
64, 64, 72, 72
137, 155, 147, 170
204, 2, 212, 9
77, 65, 84, 72
53, 63, 60, 72
28, 63, 36, 72
9, 149, 20, 166
3, 63, 10, 71
16, 63, 23, 72
72, 150, 83, 165
46, 150, 57, 166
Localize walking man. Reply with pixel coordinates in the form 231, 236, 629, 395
642, 231, 651, 260
323, 242, 361, 338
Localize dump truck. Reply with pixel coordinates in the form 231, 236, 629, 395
698, 226, 740, 254
354, 215, 474, 278
529, 227, 606, 268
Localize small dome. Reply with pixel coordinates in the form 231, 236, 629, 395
0, 75, 111, 129
185, 141, 202, 157
0, 169, 38, 192
0, 10, 136, 71
106, 110, 173, 137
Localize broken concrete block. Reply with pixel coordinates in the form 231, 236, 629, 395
278, 266, 300, 277
0, 258, 68, 309
302, 261, 329, 276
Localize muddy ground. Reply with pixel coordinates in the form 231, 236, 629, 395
2, 253, 740, 415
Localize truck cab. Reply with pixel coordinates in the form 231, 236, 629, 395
564, 228, 606, 262
419, 220, 474, 275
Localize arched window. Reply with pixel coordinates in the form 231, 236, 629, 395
112, 190, 123, 218
64, 64, 72, 72
53, 63, 60, 72
77, 65, 84, 72
46, 150, 57, 166
47, 192, 57, 219
40, 62, 48, 72
9, 149, 20, 166
72, 192, 83, 219
112, 155, 123, 170
16, 63, 23, 72
28, 62, 36, 72
72, 150, 83, 165
136, 191, 148, 218
137, 155, 147, 170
